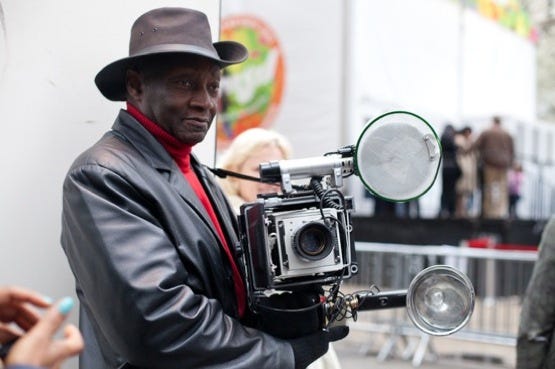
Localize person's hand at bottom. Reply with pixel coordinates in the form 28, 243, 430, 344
5, 297, 84, 369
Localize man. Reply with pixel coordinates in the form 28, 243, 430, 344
61, 7, 346, 369
473, 116, 514, 218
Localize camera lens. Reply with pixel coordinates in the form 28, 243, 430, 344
293, 222, 335, 261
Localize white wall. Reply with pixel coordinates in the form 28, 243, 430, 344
220, 0, 345, 159
0, 1, 219, 368
461, 10, 536, 122
218, 0, 538, 218
347, 0, 536, 128
345, 0, 537, 217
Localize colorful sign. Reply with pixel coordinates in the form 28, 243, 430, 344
217, 15, 285, 148
468, 0, 538, 43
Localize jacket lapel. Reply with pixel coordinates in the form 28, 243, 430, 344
169, 166, 215, 228
112, 110, 218, 239
192, 156, 245, 275
193, 156, 239, 244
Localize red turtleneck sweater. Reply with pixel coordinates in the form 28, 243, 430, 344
126, 103, 246, 317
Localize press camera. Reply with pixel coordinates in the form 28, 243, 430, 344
232, 112, 475, 338
239, 153, 358, 292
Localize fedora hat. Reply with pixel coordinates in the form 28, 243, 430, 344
95, 7, 248, 101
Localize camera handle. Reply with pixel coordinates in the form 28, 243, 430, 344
347, 290, 407, 311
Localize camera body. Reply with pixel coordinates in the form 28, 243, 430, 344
239, 183, 357, 308
228, 113, 475, 340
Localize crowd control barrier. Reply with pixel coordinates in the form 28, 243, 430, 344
344, 241, 538, 367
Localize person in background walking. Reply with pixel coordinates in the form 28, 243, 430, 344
439, 124, 461, 218
472, 116, 514, 218
455, 126, 478, 218
508, 162, 524, 219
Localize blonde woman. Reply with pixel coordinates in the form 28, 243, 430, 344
217, 128, 293, 212
217, 127, 344, 369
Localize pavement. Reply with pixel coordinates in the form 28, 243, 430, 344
333, 329, 515, 369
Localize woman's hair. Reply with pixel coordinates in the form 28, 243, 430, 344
217, 128, 292, 198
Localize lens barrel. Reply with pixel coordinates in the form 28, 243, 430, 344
292, 222, 335, 261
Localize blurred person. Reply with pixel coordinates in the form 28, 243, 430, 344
216, 127, 292, 212
0, 286, 83, 369
439, 124, 461, 218
61, 7, 347, 369
508, 162, 524, 219
367, 192, 419, 219
472, 116, 514, 218
217, 127, 343, 369
517, 216, 555, 368
454, 126, 478, 218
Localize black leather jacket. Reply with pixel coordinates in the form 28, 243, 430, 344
61, 110, 294, 369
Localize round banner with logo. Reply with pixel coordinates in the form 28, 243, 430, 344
217, 15, 286, 148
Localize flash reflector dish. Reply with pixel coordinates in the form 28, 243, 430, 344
355, 111, 441, 202
406, 265, 475, 336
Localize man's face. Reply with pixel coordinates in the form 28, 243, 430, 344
134, 55, 222, 145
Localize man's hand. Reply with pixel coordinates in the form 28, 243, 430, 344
288, 325, 349, 369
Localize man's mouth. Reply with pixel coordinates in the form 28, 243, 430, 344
184, 118, 210, 130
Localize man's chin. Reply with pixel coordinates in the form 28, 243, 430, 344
177, 132, 208, 146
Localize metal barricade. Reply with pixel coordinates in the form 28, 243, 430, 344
345, 241, 538, 367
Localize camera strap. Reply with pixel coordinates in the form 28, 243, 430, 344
205, 166, 265, 183
206, 166, 310, 193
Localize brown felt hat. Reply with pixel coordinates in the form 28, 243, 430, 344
95, 7, 248, 101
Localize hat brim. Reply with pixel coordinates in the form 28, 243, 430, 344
95, 40, 248, 101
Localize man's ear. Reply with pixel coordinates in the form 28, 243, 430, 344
126, 69, 143, 102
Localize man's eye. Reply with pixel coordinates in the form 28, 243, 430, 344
176, 80, 193, 88
209, 83, 220, 93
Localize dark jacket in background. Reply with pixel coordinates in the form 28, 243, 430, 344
474, 126, 514, 169
440, 127, 461, 217
517, 216, 555, 369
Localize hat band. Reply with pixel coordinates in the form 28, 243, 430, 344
132, 43, 221, 61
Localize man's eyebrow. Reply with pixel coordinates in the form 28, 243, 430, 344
169, 68, 221, 77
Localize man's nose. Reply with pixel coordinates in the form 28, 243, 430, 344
191, 88, 215, 110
